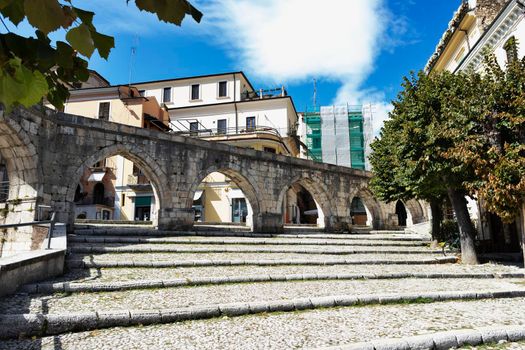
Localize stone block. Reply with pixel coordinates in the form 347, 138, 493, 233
96, 310, 131, 328
432, 332, 458, 350
129, 310, 161, 326
455, 329, 482, 347
45, 312, 98, 335
0, 314, 45, 339
505, 326, 525, 342
404, 334, 434, 350
479, 327, 508, 344
219, 303, 251, 317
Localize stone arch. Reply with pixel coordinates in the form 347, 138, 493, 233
404, 199, 426, 225
276, 173, 334, 228
0, 114, 40, 223
186, 164, 262, 227
64, 143, 168, 227
349, 187, 385, 229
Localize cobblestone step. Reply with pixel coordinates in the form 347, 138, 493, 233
19, 272, 525, 294
67, 245, 441, 255
72, 229, 425, 241
7, 278, 524, 315
322, 325, 525, 350
2, 290, 525, 340
67, 235, 429, 247
65, 255, 459, 269
47, 263, 525, 283
4, 297, 525, 349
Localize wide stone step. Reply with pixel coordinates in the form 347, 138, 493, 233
2, 290, 525, 340
19, 272, 525, 294
48, 263, 525, 283
67, 244, 441, 255
4, 298, 525, 349
72, 229, 425, 241
65, 255, 458, 269
67, 235, 428, 247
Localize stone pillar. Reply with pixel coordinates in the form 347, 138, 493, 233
157, 208, 194, 231
324, 216, 351, 233
253, 212, 284, 233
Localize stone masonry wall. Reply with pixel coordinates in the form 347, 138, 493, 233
475, 0, 509, 31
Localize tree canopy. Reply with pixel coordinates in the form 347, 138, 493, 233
371, 41, 525, 264
0, 0, 202, 111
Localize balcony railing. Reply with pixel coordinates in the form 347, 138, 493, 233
127, 174, 151, 186
76, 196, 115, 207
174, 125, 286, 139
241, 87, 287, 101
0, 181, 8, 202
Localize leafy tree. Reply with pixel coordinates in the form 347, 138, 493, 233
445, 40, 525, 253
370, 70, 484, 264
0, 0, 202, 111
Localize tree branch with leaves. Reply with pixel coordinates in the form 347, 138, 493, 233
0, 0, 202, 111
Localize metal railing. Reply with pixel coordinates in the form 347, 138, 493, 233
173, 125, 285, 139
0, 181, 8, 202
0, 208, 57, 250
241, 87, 287, 101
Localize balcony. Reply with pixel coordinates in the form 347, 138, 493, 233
241, 87, 287, 101
127, 174, 152, 191
76, 196, 115, 208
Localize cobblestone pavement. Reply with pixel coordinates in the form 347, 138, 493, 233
2, 298, 525, 350
1, 228, 524, 349
2, 278, 523, 314
50, 262, 525, 283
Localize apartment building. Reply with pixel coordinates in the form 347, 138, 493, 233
132, 72, 300, 225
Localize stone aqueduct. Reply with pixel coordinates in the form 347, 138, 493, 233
0, 107, 428, 233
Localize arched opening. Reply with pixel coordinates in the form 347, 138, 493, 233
396, 200, 408, 227
68, 148, 164, 226
349, 190, 383, 230
93, 183, 105, 205
283, 183, 319, 225
350, 197, 369, 226
279, 177, 331, 229
189, 170, 258, 228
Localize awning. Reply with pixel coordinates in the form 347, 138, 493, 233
193, 190, 203, 201
87, 172, 106, 182
227, 188, 245, 199
135, 196, 152, 207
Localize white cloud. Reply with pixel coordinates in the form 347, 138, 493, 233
201, 0, 396, 133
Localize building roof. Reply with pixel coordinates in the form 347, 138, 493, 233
425, 1, 471, 73
130, 71, 256, 92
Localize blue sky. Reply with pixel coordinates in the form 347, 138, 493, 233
2, 0, 461, 132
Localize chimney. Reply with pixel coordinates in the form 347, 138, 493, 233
475, 0, 508, 31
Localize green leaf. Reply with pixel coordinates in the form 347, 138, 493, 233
73, 7, 94, 26
1, 0, 25, 25
24, 0, 65, 34
134, 0, 202, 26
0, 57, 48, 111
55, 41, 75, 69
91, 31, 114, 60
66, 24, 95, 58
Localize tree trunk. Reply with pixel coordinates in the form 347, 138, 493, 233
430, 199, 443, 241
521, 204, 525, 268
447, 188, 479, 264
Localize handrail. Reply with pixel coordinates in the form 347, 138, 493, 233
0, 211, 57, 250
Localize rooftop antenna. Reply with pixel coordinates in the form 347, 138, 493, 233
128, 35, 139, 86
313, 78, 317, 112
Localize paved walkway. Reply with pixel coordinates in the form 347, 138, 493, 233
1, 227, 524, 349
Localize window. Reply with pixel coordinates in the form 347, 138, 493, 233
218, 81, 228, 97
98, 102, 110, 120
138, 90, 145, 97
191, 84, 200, 100
264, 147, 276, 154
163, 87, 171, 103
121, 194, 126, 206
217, 119, 227, 134
312, 138, 321, 149
246, 116, 256, 131
189, 121, 199, 136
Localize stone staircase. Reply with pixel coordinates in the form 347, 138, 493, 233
1, 227, 525, 349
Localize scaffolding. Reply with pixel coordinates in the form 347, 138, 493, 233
304, 104, 368, 170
